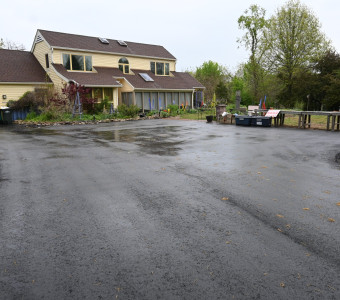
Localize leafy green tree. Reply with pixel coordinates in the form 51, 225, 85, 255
194, 61, 229, 104
315, 50, 340, 110
230, 66, 252, 106
215, 80, 231, 102
261, 0, 329, 107
238, 5, 268, 103
286, 50, 340, 111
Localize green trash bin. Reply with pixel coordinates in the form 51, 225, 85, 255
1, 109, 13, 124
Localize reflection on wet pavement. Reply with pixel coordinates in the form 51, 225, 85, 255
91, 126, 184, 156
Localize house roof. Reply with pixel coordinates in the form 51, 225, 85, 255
52, 64, 122, 87
52, 64, 204, 90
122, 69, 205, 90
0, 49, 51, 83
38, 30, 176, 61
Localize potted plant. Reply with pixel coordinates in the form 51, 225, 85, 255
206, 94, 216, 123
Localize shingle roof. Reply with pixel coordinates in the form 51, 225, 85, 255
123, 69, 205, 90
0, 49, 51, 83
38, 30, 176, 60
52, 64, 204, 90
52, 64, 122, 87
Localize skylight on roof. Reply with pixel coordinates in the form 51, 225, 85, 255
98, 37, 109, 44
139, 73, 154, 82
117, 40, 127, 47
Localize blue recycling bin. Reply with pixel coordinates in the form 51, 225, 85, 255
251, 116, 272, 127
235, 115, 252, 126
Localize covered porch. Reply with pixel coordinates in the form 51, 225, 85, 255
121, 89, 204, 112
91, 86, 119, 108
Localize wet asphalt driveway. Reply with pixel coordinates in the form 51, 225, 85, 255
0, 119, 339, 299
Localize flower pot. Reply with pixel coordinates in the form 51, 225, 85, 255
206, 115, 213, 123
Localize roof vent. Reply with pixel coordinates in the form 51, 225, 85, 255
139, 73, 154, 82
35, 33, 43, 44
117, 40, 127, 47
98, 37, 109, 44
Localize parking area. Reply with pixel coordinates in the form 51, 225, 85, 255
0, 120, 339, 299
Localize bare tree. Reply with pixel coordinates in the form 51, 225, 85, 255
0, 38, 26, 50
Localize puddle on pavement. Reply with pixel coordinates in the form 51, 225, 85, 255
92, 127, 184, 156
138, 140, 183, 156
205, 134, 222, 139
13, 127, 64, 136
247, 136, 267, 142
43, 154, 76, 160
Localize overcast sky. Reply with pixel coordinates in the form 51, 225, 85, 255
1, 0, 339, 72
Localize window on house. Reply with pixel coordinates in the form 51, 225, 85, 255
150, 62, 155, 74
45, 54, 49, 68
165, 63, 169, 75
150, 61, 170, 76
119, 58, 129, 73
85, 56, 92, 71
93, 88, 103, 101
156, 62, 164, 75
62, 54, 93, 71
72, 55, 84, 71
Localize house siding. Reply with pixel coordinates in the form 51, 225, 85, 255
0, 84, 37, 105
33, 41, 66, 93
52, 49, 176, 72
48, 65, 67, 93
33, 41, 50, 69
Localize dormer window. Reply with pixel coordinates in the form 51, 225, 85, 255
119, 58, 129, 74
150, 61, 170, 76
63, 54, 92, 71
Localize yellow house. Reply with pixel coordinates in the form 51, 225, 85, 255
0, 49, 52, 107
1, 29, 204, 110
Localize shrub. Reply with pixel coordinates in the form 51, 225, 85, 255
60, 83, 96, 114
160, 111, 169, 118
25, 111, 38, 120
24, 107, 63, 122
117, 104, 140, 118
9, 91, 45, 111
6, 100, 16, 108
167, 104, 179, 116
146, 110, 158, 116
186, 108, 198, 114
94, 96, 110, 114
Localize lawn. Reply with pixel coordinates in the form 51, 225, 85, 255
179, 109, 216, 121
283, 114, 329, 129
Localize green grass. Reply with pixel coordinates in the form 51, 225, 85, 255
283, 114, 328, 129
180, 109, 216, 120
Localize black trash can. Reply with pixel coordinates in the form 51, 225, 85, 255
1, 109, 13, 125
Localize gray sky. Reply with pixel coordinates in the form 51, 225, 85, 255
1, 0, 339, 72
